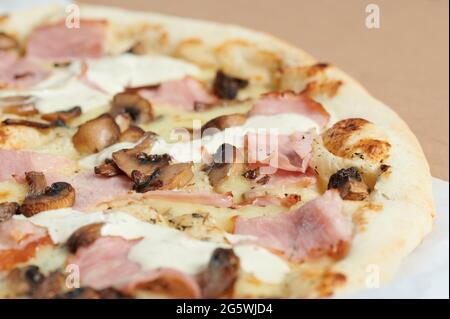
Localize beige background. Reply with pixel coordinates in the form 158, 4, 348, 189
82, 0, 449, 180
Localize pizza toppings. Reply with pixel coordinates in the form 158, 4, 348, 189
19, 172, 76, 217
198, 248, 240, 298
41, 106, 82, 126
0, 32, 19, 51
212, 70, 249, 100
0, 96, 39, 116
72, 114, 121, 154
136, 190, 234, 208
66, 223, 104, 253
234, 190, 352, 262
26, 20, 106, 61
201, 113, 247, 135
328, 167, 369, 200
248, 91, 330, 128
2, 118, 56, 129
137, 77, 218, 111
206, 144, 245, 189
113, 149, 170, 179
0, 202, 19, 223
0, 149, 74, 182
0, 51, 50, 88
94, 159, 123, 177
119, 125, 145, 143
111, 92, 154, 124
132, 163, 194, 193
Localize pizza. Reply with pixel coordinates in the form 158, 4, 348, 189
0, 4, 434, 299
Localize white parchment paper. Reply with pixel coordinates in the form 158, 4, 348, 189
1, 0, 449, 300
352, 178, 449, 299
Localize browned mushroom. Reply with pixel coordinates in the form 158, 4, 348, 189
206, 144, 245, 188
5, 266, 45, 297
212, 70, 249, 100
198, 248, 240, 298
111, 92, 154, 124
0, 202, 19, 222
66, 223, 104, 253
0, 32, 19, 51
328, 167, 369, 200
131, 163, 194, 193
41, 106, 82, 125
72, 113, 121, 154
19, 171, 76, 217
2, 118, 55, 129
201, 113, 247, 135
111, 134, 165, 178
0, 96, 39, 116
119, 125, 145, 143
114, 112, 132, 132
94, 159, 123, 177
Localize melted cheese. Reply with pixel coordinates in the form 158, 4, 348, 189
85, 54, 200, 94
79, 113, 318, 168
16, 209, 290, 284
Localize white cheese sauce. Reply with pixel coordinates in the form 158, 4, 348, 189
79, 113, 319, 168
16, 209, 290, 284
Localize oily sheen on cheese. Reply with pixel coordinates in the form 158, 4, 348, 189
16, 209, 290, 284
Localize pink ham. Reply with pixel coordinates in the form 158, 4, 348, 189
135, 190, 234, 208
245, 130, 314, 173
248, 91, 330, 128
27, 20, 106, 61
54, 172, 233, 211
138, 77, 218, 111
234, 190, 352, 262
69, 237, 201, 298
0, 149, 74, 182
0, 219, 48, 251
0, 51, 50, 88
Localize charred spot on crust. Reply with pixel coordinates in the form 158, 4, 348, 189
328, 167, 369, 201
213, 70, 249, 100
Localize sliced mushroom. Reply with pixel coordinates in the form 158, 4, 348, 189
5, 266, 45, 297
20, 172, 76, 217
0, 96, 38, 116
2, 118, 56, 129
119, 125, 145, 143
207, 144, 245, 188
41, 106, 82, 125
72, 113, 121, 154
111, 92, 154, 124
111, 134, 165, 178
0, 32, 19, 51
328, 167, 369, 200
0, 202, 19, 223
212, 70, 249, 100
131, 163, 194, 193
66, 223, 104, 253
114, 113, 132, 132
94, 159, 123, 177
201, 113, 247, 135
199, 248, 240, 298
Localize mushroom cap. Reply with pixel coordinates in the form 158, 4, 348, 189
72, 113, 121, 154
111, 92, 154, 124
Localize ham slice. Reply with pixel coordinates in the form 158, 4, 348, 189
53, 172, 233, 211
234, 190, 352, 262
0, 51, 50, 88
138, 77, 218, 111
27, 20, 106, 61
0, 149, 74, 182
0, 219, 52, 270
245, 130, 314, 173
248, 91, 330, 128
69, 237, 201, 298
